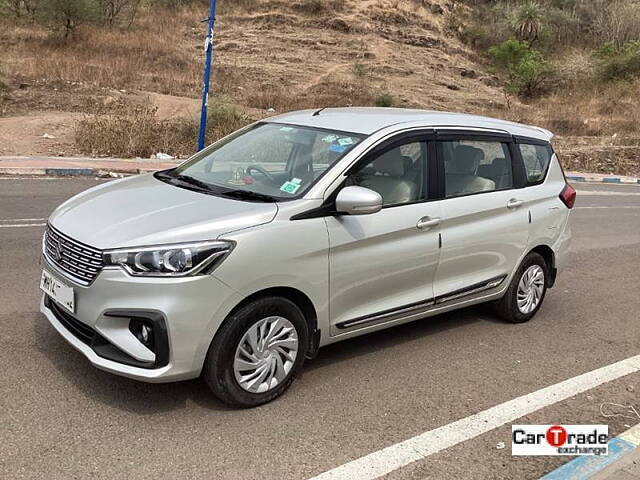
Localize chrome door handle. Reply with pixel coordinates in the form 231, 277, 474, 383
507, 198, 525, 209
416, 216, 441, 230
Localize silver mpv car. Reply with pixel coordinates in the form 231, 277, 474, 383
40, 108, 575, 406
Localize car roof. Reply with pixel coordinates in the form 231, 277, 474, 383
267, 107, 553, 142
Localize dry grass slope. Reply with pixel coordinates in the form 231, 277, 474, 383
0, 0, 638, 175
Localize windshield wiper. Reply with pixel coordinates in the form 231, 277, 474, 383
171, 174, 217, 192
155, 170, 213, 191
221, 189, 278, 203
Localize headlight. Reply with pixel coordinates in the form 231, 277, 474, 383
103, 240, 234, 277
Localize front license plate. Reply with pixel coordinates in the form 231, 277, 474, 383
40, 270, 75, 313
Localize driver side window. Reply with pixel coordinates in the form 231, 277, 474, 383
346, 141, 427, 206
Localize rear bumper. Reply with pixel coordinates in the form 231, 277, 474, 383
40, 259, 242, 383
554, 216, 572, 274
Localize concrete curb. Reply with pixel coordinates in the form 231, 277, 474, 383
0, 167, 162, 177
540, 423, 640, 480
566, 174, 640, 185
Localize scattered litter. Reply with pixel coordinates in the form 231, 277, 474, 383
42, 133, 55, 139
155, 152, 174, 161
266, 107, 276, 113
496, 442, 506, 450
600, 402, 640, 420
627, 385, 635, 392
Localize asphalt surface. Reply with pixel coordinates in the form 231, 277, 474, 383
1, 178, 639, 480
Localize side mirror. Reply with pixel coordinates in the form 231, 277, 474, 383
335, 186, 383, 215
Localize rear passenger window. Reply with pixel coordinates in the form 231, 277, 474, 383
440, 140, 513, 198
519, 143, 552, 185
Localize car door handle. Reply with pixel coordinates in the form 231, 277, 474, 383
416, 216, 441, 230
507, 198, 525, 209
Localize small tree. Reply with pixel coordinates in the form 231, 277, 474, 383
39, 0, 97, 39
510, 0, 545, 45
489, 39, 550, 97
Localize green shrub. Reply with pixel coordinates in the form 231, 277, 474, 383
489, 39, 550, 97
375, 93, 394, 107
594, 41, 640, 81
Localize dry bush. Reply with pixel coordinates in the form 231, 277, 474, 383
216, 0, 260, 15
593, 0, 640, 47
291, 0, 345, 15
245, 77, 375, 112
75, 101, 251, 157
530, 80, 640, 137
2, 5, 202, 95
551, 49, 597, 87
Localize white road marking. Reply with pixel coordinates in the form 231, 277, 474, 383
575, 206, 640, 209
1, 218, 47, 222
0, 223, 46, 228
577, 191, 640, 196
309, 354, 640, 480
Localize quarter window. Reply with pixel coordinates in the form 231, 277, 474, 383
345, 141, 426, 206
440, 140, 513, 198
519, 143, 552, 184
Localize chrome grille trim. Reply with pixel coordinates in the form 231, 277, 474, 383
44, 224, 104, 285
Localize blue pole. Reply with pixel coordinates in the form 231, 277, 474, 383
197, 0, 217, 151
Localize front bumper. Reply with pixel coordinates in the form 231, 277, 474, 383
40, 260, 242, 383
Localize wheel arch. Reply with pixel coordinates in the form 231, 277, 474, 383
223, 286, 320, 358
528, 244, 557, 288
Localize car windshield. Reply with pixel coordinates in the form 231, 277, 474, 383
163, 122, 365, 201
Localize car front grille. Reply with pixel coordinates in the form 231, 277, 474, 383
44, 224, 104, 285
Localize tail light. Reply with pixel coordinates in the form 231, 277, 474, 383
559, 184, 576, 209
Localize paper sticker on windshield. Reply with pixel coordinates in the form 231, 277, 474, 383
322, 134, 338, 143
279, 126, 294, 132
280, 181, 302, 194
329, 144, 347, 153
337, 137, 355, 146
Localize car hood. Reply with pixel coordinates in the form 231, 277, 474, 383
49, 174, 278, 249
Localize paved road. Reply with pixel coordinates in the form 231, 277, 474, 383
1, 178, 639, 480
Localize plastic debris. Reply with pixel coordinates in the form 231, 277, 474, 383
496, 442, 506, 450
600, 403, 640, 420
155, 152, 175, 161
266, 107, 276, 113
42, 133, 56, 139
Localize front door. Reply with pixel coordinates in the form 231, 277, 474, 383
327, 137, 442, 335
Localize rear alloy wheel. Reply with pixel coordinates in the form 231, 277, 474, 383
203, 297, 308, 407
495, 252, 548, 323
516, 265, 545, 314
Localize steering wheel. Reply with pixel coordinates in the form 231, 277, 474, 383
246, 165, 278, 185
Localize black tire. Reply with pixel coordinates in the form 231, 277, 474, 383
495, 252, 549, 324
202, 296, 309, 408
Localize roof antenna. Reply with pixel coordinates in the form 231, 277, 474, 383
312, 107, 327, 117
